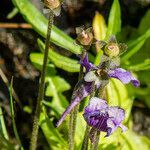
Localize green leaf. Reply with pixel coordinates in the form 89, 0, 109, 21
45, 76, 71, 96
9, 78, 24, 150
0, 134, 18, 150
12, 0, 82, 54
94, 50, 103, 65
100, 130, 150, 150
75, 113, 86, 149
30, 53, 56, 76
106, 79, 133, 123
30, 51, 70, 116
106, 0, 121, 39
0, 107, 8, 140
138, 9, 150, 34
45, 77, 70, 117
121, 29, 150, 62
38, 39, 80, 72
40, 111, 67, 150
92, 12, 107, 40
121, 131, 150, 150
125, 59, 150, 71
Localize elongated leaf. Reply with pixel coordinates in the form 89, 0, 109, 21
0, 134, 18, 150
45, 76, 70, 96
40, 111, 67, 150
12, 0, 82, 54
138, 9, 150, 34
100, 130, 150, 150
106, 79, 133, 123
9, 78, 24, 150
38, 39, 80, 72
93, 12, 107, 40
0, 107, 8, 140
94, 50, 103, 65
45, 77, 70, 117
30, 53, 56, 75
106, 0, 121, 39
126, 59, 150, 71
30, 51, 70, 116
75, 113, 86, 149
122, 29, 150, 62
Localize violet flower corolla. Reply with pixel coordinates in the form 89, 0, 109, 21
56, 37, 140, 127
83, 97, 127, 143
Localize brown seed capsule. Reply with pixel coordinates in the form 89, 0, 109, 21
104, 43, 120, 57
44, 0, 60, 10
77, 30, 93, 46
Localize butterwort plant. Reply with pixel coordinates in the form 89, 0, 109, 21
57, 34, 140, 149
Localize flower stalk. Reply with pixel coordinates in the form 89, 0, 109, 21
90, 85, 107, 150
69, 50, 86, 150
30, 10, 54, 150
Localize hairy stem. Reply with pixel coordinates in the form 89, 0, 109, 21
30, 11, 54, 150
90, 131, 100, 150
81, 125, 90, 150
69, 50, 86, 150
82, 83, 96, 150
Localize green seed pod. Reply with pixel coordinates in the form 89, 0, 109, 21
43, 0, 60, 10
104, 43, 120, 57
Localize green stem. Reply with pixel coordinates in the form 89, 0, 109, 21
90, 131, 100, 150
0, 107, 9, 140
9, 77, 24, 150
69, 50, 86, 150
81, 125, 90, 150
30, 11, 54, 150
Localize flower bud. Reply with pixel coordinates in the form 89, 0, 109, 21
43, 0, 60, 10
76, 28, 94, 46
104, 43, 120, 57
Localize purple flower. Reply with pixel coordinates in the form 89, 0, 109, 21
83, 54, 140, 87
56, 81, 93, 127
79, 53, 97, 72
56, 54, 139, 127
83, 97, 127, 142
56, 55, 95, 127
108, 68, 140, 87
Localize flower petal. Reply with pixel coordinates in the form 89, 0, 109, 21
119, 124, 128, 132
84, 97, 108, 113
79, 53, 96, 72
84, 97, 109, 132
56, 81, 92, 127
106, 106, 126, 136
106, 119, 116, 136
108, 68, 140, 87
108, 106, 125, 124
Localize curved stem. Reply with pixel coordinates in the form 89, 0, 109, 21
30, 11, 54, 150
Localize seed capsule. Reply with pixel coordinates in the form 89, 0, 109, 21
76, 27, 94, 46
104, 43, 120, 57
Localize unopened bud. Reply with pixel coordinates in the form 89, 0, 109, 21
104, 43, 120, 57
44, 0, 60, 10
